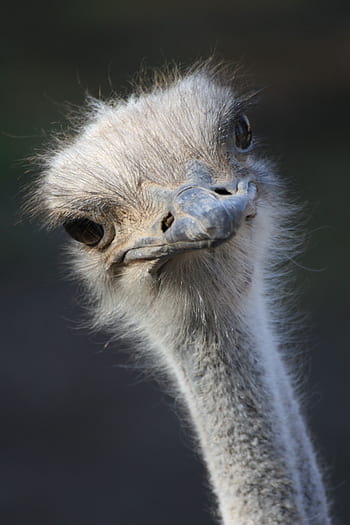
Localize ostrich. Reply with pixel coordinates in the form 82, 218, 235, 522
30, 63, 331, 524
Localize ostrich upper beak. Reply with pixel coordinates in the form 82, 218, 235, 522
120, 180, 257, 265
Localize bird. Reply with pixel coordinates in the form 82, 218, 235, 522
29, 62, 331, 524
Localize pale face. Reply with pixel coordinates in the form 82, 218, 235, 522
36, 71, 277, 326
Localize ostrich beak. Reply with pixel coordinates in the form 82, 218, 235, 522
121, 180, 257, 264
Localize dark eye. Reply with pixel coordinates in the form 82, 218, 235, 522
234, 114, 252, 151
63, 218, 104, 246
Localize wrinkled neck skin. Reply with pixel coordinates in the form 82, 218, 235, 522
107, 252, 330, 525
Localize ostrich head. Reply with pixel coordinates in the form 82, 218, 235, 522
32, 65, 284, 346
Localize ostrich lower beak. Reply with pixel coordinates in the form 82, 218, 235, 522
122, 181, 257, 264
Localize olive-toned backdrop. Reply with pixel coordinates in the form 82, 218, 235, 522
2, 2, 349, 524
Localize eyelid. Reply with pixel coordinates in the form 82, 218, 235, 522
234, 114, 252, 151
218, 111, 252, 152
63, 218, 104, 246
63, 217, 116, 249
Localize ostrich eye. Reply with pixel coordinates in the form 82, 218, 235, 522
234, 114, 252, 151
63, 218, 104, 246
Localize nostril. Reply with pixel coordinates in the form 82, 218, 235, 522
213, 187, 232, 196
161, 212, 175, 232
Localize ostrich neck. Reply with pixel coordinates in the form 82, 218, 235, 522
148, 285, 330, 525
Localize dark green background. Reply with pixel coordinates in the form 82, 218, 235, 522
2, 1, 349, 524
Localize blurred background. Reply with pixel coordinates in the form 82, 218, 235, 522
1, 1, 349, 523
